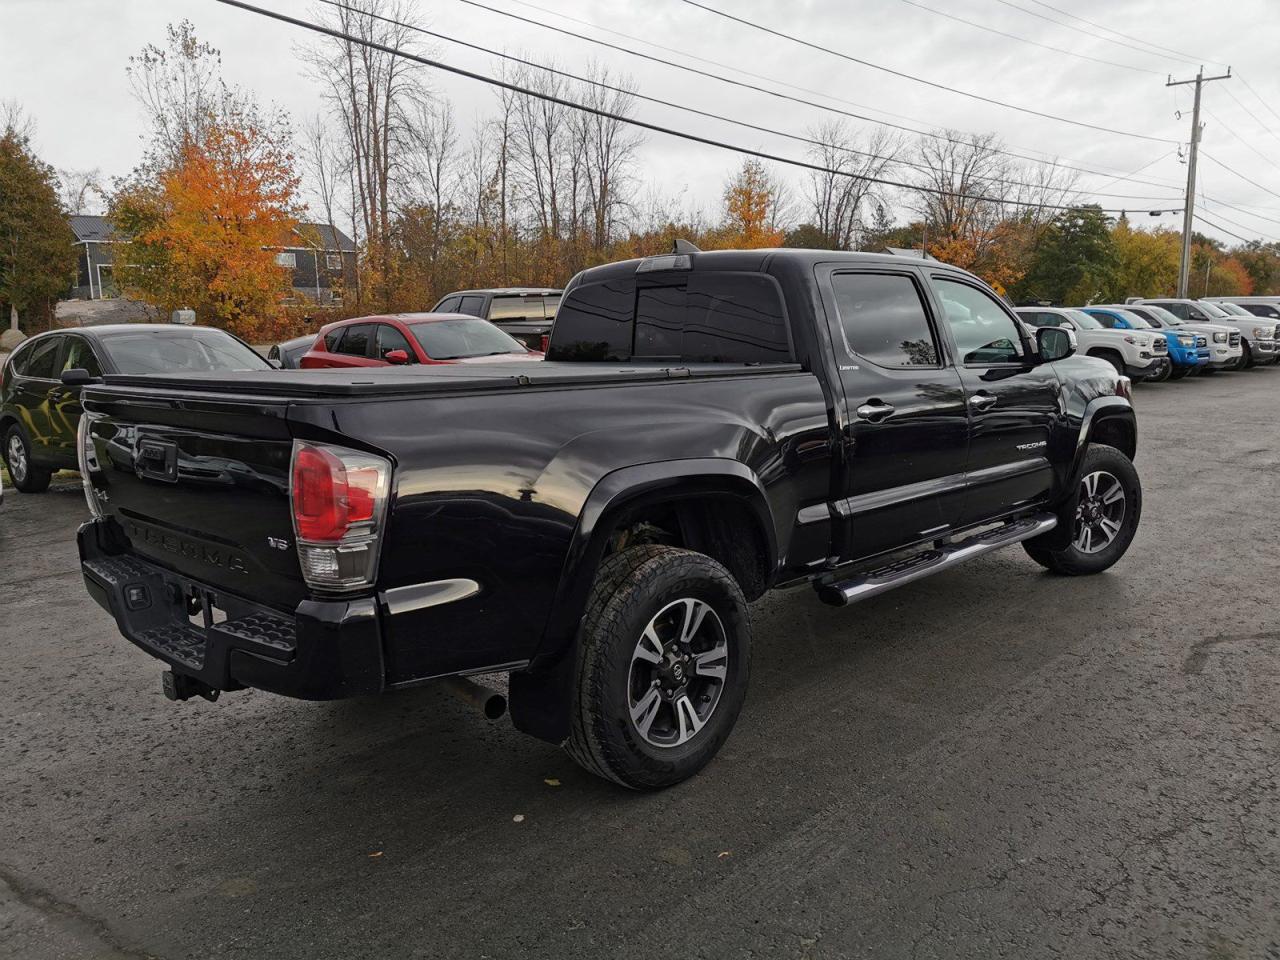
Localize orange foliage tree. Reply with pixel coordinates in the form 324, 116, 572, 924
112, 112, 300, 338
708, 159, 785, 249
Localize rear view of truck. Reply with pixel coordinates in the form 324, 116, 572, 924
77, 383, 392, 702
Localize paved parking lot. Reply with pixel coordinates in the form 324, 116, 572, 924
2, 369, 1279, 960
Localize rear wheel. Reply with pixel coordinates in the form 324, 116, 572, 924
2, 425, 52, 493
1024, 444, 1141, 576
566, 545, 750, 790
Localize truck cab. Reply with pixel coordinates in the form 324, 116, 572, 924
1015, 306, 1168, 381
1083, 306, 1209, 379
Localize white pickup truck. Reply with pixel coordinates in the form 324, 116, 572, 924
1015, 306, 1169, 381
1100, 303, 1241, 372
1137, 298, 1277, 368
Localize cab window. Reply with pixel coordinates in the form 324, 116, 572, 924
933, 278, 1023, 365
831, 272, 939, 367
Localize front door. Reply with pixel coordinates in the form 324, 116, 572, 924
926, 274, 1063, 526
817, 266, 971, 562
45, 335, 104, 468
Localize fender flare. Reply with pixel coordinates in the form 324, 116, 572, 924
508, 458, 775, 745
1039, 396, 1136, 551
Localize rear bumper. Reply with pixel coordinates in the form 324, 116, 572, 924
78, 519, 385, 700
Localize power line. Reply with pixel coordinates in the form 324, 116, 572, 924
499, 0, 1192, 188
1238, 75, 1280, 128
1221, 87, 1280, 149
1193, 211, 1268, 246
313, 0, 1181, 204
1197, 203, 1280, 245
1202, 109, 1280, 176
1020, 0, 1219, 67
1200, 152, 1280, 203
892, 0, 1162, 75
989, 0, 1197, 68
215, 0, 1163, 215
680, 0, 1179, 143
451, 0, 1192, 191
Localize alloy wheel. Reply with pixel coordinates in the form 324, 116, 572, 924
627, 598, 728, 748
1073, 470, 1126, 554
6, 434, 27, 483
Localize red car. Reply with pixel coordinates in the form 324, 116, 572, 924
299, 313, 542, 368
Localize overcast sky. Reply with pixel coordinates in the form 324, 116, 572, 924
4, 0, 1280, 246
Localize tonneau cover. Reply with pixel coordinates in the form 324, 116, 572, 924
92, 361, 803, 399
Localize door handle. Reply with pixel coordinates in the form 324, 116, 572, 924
855, 401, 896, 421
968, 392, 998, 411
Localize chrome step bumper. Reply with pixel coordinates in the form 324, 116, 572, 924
817, 512, 1058, 607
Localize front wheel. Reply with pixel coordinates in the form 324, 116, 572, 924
566, 545, 750, 790
1147, 360, 1172, 383
1168, 364, 1191, 380
1024, 443, 1141, 576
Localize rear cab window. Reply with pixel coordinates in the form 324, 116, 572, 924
547, 272, 793, 365
489, 297, 552, 321
831, 272, 940, 368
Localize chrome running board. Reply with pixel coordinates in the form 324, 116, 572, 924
816, 512, 1058, 607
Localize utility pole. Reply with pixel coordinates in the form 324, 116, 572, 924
1167, 66, 1231, 297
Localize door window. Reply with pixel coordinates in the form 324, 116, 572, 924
336, 324, 373, 357
435, 296, 462, 313
458, 295, 486, 317
61, 338, 102, 377
934, 278, 1024, 365
24, 337, 62, 380
831, 273, 939, 367
375, 324, 415, 361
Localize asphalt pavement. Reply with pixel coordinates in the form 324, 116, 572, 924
2, 368, 1279, 959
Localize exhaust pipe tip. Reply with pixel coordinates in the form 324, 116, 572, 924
444, 676, 508, 720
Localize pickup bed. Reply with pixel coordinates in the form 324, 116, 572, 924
75, 248, 1141, 789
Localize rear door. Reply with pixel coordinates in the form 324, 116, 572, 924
926, 273, 1062, 526
817, 265, 970, 561
10, 335, 63, 460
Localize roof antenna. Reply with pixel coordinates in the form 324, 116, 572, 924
672, 238, 701, 254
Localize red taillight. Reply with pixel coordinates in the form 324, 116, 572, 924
539, 334, 550, 352
290, 441, 392, 592
291, 445, 385, 542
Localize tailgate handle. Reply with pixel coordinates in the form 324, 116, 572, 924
136, 439, 179, 483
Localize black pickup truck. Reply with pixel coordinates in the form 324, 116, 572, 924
74, 248, 1141, 789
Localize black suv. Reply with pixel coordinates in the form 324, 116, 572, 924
0, 325, 270, 493
430, 287, 561, 350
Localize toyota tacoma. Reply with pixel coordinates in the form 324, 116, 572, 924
72, 247, 1142, 789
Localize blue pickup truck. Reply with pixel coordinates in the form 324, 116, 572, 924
1082, 306, 1208, 380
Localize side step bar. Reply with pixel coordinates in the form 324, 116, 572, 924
816, 513, 1058, 607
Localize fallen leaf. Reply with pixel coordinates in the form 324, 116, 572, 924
717, 851, 732, 859
368, 851, 383, 858
513, 814, 525, 823
544, 778, 561, 787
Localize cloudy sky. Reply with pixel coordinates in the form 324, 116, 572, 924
4, 0, 1280, 246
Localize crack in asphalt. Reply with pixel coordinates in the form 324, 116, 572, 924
1182, 630, 1280, 675
0, 862, 162, 960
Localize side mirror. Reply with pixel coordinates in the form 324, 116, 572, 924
1060, 320, 1076, 331
384, 349, 411, 365
60, 368, 98, 386
267, 357, 283, 369
1037, 326, 1076, 362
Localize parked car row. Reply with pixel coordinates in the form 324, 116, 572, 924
1016, 297, 1280, 383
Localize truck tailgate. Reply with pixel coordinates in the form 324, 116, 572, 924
84, 389, 306, 611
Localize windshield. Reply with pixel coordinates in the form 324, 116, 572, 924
99, 328, 272, 374
1136, 304, 1183, 327
409, 318, 527, 359
1216, 302, 1251, 316
1065, 310, 1104, 330
1197, 301, 1230, 318
1112, 310, 1152, 329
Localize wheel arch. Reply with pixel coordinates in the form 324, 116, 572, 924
509, 459, 776, 746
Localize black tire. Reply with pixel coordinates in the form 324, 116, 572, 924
1169, 364, 1191, 380
2, 424, 52, 494
1239, 341, 1253, 369
1147, 360, 1172, 383
1024, 443, 1141, 576
566, 544, 750, 790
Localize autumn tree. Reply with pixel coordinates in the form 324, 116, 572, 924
111, 112, 301, 337
712, 159, 787, 249
1107, 219, 1180, 300
0, 117, 75, 342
